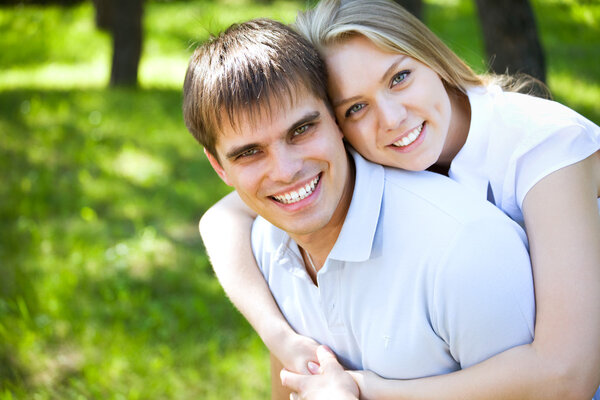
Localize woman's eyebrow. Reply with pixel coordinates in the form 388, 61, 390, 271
333, 55, 408, 109
379, 55, 408, 84
333, 95, 360, 109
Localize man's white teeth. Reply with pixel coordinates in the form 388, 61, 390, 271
392, 123, 423, 147
273, 176, 320, 204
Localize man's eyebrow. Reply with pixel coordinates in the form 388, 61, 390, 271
333, 55, 408, 109
289, 111, 321, 133
225, 143, 260, 160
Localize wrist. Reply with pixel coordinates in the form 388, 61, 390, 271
259, 319, 297, 356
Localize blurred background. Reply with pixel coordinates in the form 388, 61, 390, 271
0, 0, 598, 398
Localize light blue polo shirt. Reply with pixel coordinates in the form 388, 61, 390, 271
252, 149, 535, 379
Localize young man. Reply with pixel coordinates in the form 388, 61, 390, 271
183, 19, 534, 399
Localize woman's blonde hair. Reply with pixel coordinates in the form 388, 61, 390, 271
295, 0, 548, 98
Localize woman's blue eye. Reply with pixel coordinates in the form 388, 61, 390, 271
345, 103, 365, 117
391, 71, 409, 86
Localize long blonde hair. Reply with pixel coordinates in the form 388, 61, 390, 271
295, 0, 548, 98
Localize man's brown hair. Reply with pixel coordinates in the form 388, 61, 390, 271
183, 18, 330, 161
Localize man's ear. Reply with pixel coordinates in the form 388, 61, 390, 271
205, 148, 232, 186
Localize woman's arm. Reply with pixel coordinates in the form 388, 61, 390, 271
200, 191, 319, 374
351, 154, 600, 400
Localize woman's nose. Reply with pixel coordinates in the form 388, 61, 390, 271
377, 96, 407, 132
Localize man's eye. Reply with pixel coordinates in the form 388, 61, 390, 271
293, 124, 312, 137
295, 125, 308, 135
391, 71, 409, 87
237, 148, 259, 159
345, 103, 365, 118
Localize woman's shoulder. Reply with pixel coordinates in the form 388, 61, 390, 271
486, 84, 593, 132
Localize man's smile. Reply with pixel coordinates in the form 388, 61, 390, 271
271, 174, 321, 205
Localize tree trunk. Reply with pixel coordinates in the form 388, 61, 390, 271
91, 0, 113, 31
92, 0, 143, 87
474, 0, 546, 83
392, 0, 423, 20
109, 0, 143, 87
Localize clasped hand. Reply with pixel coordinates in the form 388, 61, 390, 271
280, 345, 362, 400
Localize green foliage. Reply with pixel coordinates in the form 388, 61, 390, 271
532, 0, 600, 120
0, 0, 598, 398
426, 0, 600, 123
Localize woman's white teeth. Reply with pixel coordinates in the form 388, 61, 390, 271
392, 123, 423, 147
273, 176, 320, 204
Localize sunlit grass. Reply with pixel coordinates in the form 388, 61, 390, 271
0, 0, 306, 89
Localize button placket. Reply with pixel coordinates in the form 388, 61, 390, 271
319, 261, 345, 333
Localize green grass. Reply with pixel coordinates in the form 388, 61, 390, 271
0, 0, 598, 398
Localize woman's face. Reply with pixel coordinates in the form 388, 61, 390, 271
324, 35, 461, 171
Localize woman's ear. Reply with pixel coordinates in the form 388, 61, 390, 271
205, 148, 232, 186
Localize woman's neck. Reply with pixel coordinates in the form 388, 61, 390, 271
437, 88, 472, 168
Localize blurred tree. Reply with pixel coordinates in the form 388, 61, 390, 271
474, 0, 546, 82
92, 0, 143, 87
0, 0, 83, 4
392, 0, 423, 20
392, 0, 545, 83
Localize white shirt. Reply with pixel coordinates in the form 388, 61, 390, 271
451, 85, 600, 225
252, 150, 535, 379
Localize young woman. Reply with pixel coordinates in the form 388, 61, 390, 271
200, 0, 600, 398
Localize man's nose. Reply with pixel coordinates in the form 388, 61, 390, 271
268, 144, 303, 183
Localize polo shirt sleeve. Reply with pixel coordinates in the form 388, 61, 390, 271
432, 217, 535, 369
511, 119, 600, 215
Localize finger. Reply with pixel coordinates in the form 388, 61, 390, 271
317, 345, 335, 358
289, 393, 299, 400
280, 368, 306, 392
315, 345, 341, 372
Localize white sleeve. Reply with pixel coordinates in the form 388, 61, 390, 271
432, 217, 535, 369
512, 116, 600, 212
250, 216, 271, 280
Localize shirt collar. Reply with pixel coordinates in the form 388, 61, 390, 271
448, 85, 495, 194
328, 148, 384, 262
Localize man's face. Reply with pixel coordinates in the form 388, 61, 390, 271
207, 93, 352, 240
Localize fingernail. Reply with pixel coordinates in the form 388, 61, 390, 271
307, 361, 320, 374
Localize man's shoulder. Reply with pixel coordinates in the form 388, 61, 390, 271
382, 167, 517, 229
